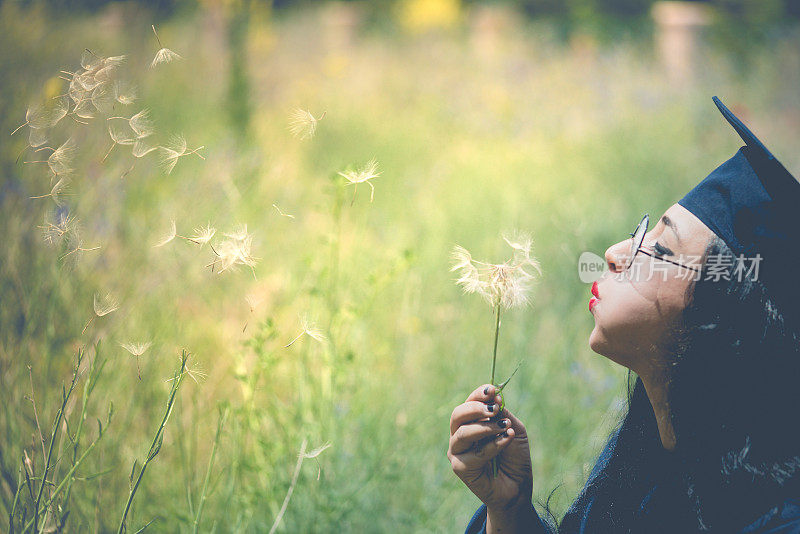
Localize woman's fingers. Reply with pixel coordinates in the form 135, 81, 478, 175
465, 384, 503, 404
450, 418, 512, 454
450, 400, 502, 435
450, 427, 516, 475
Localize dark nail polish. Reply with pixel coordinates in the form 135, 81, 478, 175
483, 386, 489, 395
487, 404, 494, 413
498, 419, 507, 428
500, 430, 508, 438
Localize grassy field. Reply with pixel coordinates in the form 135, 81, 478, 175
1, 2, 799, 532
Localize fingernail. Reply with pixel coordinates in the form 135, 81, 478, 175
483, 386, 490, 395
500, 430, 508, 438
487, 404, 494, 413
498, 419, 507, 428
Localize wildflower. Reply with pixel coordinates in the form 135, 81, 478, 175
288, 108, 326, 140
154, 219, 177, 247
338, 159, 381, 204
160, 134, 204, 175
150, 25, 182, 68
82, 292, 120, 334
120, 341, 152, 380
284, 315, 328, 347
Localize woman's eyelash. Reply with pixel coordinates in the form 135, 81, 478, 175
653, 242, 671, 256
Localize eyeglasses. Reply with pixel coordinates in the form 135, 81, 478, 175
625, 213, 700, 273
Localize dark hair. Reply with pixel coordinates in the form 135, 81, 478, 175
538, 235, 800, 532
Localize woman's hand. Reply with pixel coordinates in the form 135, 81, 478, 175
448, 384, 533, 512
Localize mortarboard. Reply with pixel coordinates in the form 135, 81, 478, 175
677, 97, 800, 324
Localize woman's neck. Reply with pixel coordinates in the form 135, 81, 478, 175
639, 369, 677, 452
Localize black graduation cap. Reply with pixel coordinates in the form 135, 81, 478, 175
677, 97, 800, 324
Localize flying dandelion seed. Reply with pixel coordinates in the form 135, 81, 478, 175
288, 109, 326, 140
272, 203, 296, 219
26, 138, 76, 180
300, 441, 333, 480
39, 211, 77, 246
120, 341, 152, 380
338, 159, 381, 204
103, 123, 136, 162
160, 134, 204, 175
29, 177, 71, 206
450, 232, 542, 478
190, 224, 216, 246
207, 225, 258, 276
154, 219, 177, 247
109, 109, 154, 139
28, 127, 48, 149
113, 80, 137, 105
11, 103, 59, 135
284, 315, 328, 348
91, 84, 114, 114
165, 354, 207, 384
82, 292, 120, 334
132, 140, 158, 158
150, 25, 182, 68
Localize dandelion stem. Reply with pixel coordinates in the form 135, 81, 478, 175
268, 438, 308, 534
490, 304, 501, 479
117, 352, 188, 534
491, 305, 501, 385
102, 142, 116, 162
10, 122, 27, 136
152, 25, 164, 48
192, 407, 227, 534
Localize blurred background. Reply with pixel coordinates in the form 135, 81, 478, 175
1, 0, 798, 531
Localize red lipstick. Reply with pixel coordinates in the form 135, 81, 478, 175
589, 281, 599, 312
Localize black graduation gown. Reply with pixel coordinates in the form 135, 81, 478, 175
465, 428, 800, 533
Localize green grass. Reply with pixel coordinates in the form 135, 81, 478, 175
1, 2, 799, 532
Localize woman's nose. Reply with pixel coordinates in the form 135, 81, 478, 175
604, 240, 630, 273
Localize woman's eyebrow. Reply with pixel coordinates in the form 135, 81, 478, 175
661, 215, 681, 243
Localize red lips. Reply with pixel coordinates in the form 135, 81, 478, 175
589, 281, 599, 312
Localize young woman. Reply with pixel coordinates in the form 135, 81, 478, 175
448, 98, 800, 533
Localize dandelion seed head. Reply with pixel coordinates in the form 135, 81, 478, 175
93, 292, 120, 317
450, 234, 541, 310
120, 341, 152, 357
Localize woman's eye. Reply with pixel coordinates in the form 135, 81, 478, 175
653, 242, 672, 256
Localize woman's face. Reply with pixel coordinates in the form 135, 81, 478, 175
589, 203, 715, 375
